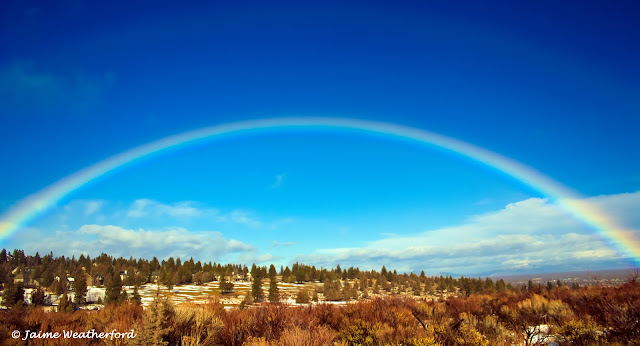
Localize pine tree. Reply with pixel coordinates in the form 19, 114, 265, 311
484, 277, 496, 293
1, 281, 24, 308
251, 270, 264, 302
193, 271, 203, 285
295, 288, 310, 304
496, 279, 507, 292
31, 288, 45, 306
219, 273, 234, 293
125, 266, 136, 286
161, 269, 174, 290
412, 281, 422, 296
41, 268, 54, 288
268, 275, 279, 303
323, 275, 343, 301
133, 293, 169, 346
239, 293, 253, 309
73, 267, 87, 305
105, 273, 123, 304
50, 277, 66, 295
341, 282, 356, 300
268, 264, 277, 279
58, 293, 73, 312
131, 285, 142, 305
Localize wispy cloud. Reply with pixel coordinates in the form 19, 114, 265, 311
84, 200, 104, 216
237, 252, 281, 265
30, 198, 265, 232
227, 210, 261, 228
272, 240, 297, 247
126, 199, 206, 218
502, 258, 543, 269
269, 217, 295, 230
124, 199, 263, 228
270, 173, 286, 189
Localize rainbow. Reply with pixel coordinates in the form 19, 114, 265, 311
0, 117, 638, 261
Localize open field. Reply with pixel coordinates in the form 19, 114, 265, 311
40, 280, 348, 310
132, 281, 326, 308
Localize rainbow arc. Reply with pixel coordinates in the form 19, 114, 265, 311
0, 117, 637, 261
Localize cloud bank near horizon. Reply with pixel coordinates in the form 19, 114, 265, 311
3, 191, 638, 275
296, 192, 640, 274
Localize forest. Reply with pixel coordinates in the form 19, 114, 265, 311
0, 249, 639, 345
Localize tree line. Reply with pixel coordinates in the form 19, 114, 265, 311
1, 248, 577, 309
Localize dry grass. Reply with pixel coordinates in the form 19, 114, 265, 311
1, 282, 639, 345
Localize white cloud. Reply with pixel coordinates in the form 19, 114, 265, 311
6, 191, 638, 275
573, 249, 617, 259
84, 200, 103, 216
296, 192, 640, 275
297, 232, 622, 275
126, 199, 208, 218
583, 191, 640, 229
502, 258, 543, 269
123, 199, 263, 228
19, 224, 253, 261
228, 210, 261, 228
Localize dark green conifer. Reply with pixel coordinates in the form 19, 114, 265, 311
268, 275, 279, 302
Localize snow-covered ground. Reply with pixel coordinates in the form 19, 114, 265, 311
129, 281, 331, 308
3, 280, 369, 309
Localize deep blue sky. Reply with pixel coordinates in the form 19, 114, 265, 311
1, 1, 638, 275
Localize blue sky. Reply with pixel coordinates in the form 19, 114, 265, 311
1, 1, 638, 276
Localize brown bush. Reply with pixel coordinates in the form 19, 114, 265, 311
0, 281, 638, 345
